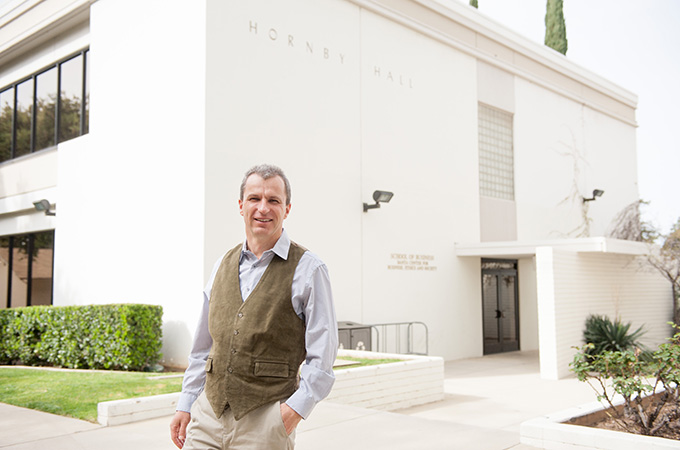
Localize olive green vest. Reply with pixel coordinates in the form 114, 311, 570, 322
204, 242, 307, 420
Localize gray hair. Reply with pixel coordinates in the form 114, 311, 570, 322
240, 164, 292, 205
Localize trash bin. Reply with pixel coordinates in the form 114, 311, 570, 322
337, 321, 372, 351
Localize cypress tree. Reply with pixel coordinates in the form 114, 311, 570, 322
544, 0, 568, 55
470, 0, 478, 8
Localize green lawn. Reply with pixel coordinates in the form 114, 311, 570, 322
0, 357, 401, 423
0, 368, 183, 422
334, 357, 402, 368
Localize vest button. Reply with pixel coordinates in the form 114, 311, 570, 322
238, 312, 244, 318
234, 330, 239, 335
231, 348, 237, 354
227, 367, 233, 373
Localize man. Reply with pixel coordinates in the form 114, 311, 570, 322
170, 164, 338, 449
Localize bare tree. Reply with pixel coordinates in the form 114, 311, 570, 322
646, 219, 680, 326
607, 202, 679, 325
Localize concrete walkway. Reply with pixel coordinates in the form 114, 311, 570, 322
0, 351, 598, 450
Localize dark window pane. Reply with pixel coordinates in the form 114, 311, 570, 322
11, 235, 30, 307
15, 79, 33, 157
1, 236, 10, 308
483, 274, 499, 342
500, 276, 516, 341
58, 55, 83, 143
35, 67, 57, 151
30, 231, 54, 306
84, 50, 89, 134
0, 88, 14, 162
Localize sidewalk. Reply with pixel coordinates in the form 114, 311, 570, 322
0, 351, 598, 450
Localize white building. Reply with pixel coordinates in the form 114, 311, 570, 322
0, 0, 672, 379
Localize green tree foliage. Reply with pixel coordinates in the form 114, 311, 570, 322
544, 0, 568, 55
0, 91, 82, 161
34, 97, 56, 150
0, 103, 12, 162
470, 0, 478, 8
59, 94, 83, 142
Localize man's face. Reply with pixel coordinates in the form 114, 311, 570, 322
239, 174, 291, 245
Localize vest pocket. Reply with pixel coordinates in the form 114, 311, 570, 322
205, 357, 213, 373
254, 361, 289, 378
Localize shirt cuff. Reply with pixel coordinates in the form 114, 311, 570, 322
284, 364, 336, 419
285, 388, 316, 420
177, 392, 198, 413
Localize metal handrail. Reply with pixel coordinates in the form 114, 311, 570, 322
368, 321, 429, 355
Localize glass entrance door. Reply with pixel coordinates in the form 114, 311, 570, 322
482, 259, 519, 354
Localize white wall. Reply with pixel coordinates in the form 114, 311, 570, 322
518, 257, 539, 351
537, 247, 672, 379
358, 8, 481, 360
53, 0, 207, 367
204, 0, 484, 361
0, 153, 58, 236
204, 0, 363, 324
0, 17, 88, 237
0, 3, 90, 83
202, 0, 647, 364
514, 79, 639, 241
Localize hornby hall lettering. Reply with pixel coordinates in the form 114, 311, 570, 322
249, 20, 346, 65
248, 20, 414, 89
373, 66, 413, 89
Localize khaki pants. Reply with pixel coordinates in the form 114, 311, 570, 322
184, 392, 295, 450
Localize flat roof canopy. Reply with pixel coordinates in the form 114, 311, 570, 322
454, 237, 649, 259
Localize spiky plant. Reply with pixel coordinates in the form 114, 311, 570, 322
583, 314, 646, 357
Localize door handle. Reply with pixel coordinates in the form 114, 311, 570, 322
495, 309, 502, 319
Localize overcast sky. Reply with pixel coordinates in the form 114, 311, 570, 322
455, 0, 680, 234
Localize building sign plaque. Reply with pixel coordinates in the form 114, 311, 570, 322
388, 253, 437, 271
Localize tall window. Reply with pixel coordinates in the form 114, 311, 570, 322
0, 230, 54, 309
0, 88, 14, 162
59, 53, 87, 142
0, 49, 89, 164
478, 104, 514, 200
35, 67, 58, 150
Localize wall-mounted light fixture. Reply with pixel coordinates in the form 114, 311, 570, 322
363, 190, 394, 212
582, 189, 604, 203
33, 199, 56, 216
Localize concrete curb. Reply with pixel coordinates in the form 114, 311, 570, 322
96, 350, 444, 426
98, 393, 180, 426
520, 400, 680, 449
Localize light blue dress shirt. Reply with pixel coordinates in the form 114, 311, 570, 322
177, 230, 338, 419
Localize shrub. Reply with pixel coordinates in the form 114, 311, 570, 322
582, 314, 646, 357
0, 304, 163, 371
571, 324, 680, 438
0, 306, 49, 366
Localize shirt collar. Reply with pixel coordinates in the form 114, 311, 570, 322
241, 229, 290, 261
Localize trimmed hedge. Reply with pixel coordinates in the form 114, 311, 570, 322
0, 304, 163, 371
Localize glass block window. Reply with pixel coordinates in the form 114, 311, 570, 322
478, 104, 514, 200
